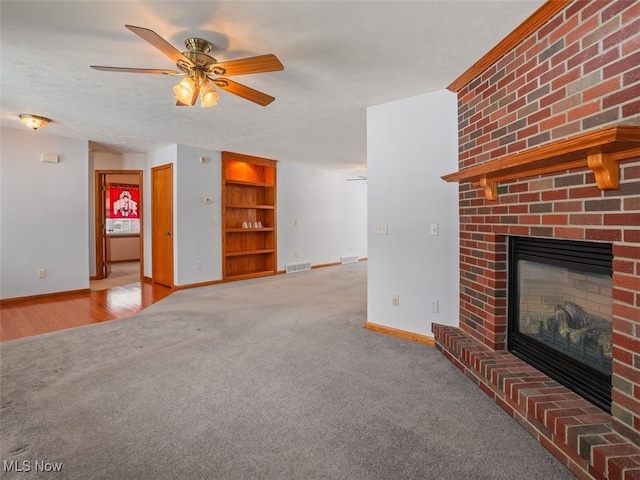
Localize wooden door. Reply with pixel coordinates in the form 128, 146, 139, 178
152, 164, 174, 287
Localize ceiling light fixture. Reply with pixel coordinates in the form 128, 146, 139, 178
19, 114, 51, 131
173, 75, 198, 106
173, 72, 220, 107
199, 79, 220, 108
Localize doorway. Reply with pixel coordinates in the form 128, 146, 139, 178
93, 170, 143, 290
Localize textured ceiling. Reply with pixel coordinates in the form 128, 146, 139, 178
0, 1, 544, 174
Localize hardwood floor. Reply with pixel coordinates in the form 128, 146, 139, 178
0, 281, 173, 342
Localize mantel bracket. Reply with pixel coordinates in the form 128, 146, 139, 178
479, 176, 498, 201
587, 151, 618, 190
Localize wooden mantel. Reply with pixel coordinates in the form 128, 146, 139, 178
442, 125, 640, 200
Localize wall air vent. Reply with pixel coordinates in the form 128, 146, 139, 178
340, 255, 359, 264
285, 262, 311, 274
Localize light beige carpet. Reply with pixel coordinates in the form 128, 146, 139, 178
1, 262, 577, 480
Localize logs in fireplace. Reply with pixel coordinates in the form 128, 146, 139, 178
507, 237, 613, 412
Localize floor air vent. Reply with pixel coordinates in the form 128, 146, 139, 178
340, 255, 359, 264
285, 262, 311, 274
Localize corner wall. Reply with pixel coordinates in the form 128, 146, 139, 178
366, 89, 460, 337
0, 127, 89, 299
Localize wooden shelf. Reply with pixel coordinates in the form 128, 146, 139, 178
226, 228, 275, 233
225, 179, 274, 188
442, 126, 640, 200
225, 204, 275, 210
224, 249, 275, 257
222, 152, 277, 281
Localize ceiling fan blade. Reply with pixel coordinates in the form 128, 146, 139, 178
214, 78, 275, 106
125, 25, 193, 67
211, 54, 284, 76
90, 66, 182, 75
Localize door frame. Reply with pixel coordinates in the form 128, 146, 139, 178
94, 170, 144, 281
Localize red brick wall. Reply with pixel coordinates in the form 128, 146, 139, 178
455, 1, 639, 444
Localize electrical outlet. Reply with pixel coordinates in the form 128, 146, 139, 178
38, 269, 46, 279
430, 300, 439, 313
377, 223, 388, 235
430, 223, 439, 236
195, 261, 201, 270
392, 294, 400, 306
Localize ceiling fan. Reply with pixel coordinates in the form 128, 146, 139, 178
91, 25, 284, 107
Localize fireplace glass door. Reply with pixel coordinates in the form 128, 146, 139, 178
517, 260, 612, 373
508, 237, 613, 412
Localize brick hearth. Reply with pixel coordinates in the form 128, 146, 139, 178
432, 325, 640, 480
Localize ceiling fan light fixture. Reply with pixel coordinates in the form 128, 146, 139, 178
93, 25, 283, 107
19, 114, 51, 131
199, 80, 219, 107
173, 76, 198, 105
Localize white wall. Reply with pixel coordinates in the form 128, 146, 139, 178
367, 89, 460, 337
1, 127, 89, 299
174, 145, 221, 286
278, 161, 367, 268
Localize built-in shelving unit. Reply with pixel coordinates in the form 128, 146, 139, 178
442, 126, 640, 200
221, 151, 277, 281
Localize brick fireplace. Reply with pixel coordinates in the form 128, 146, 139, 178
432, 2, 639, 479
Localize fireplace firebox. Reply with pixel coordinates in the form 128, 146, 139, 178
507, 237, 613, 413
